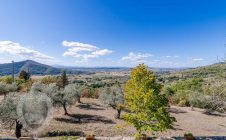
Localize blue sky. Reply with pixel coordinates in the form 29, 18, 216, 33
0, 0, 226, 67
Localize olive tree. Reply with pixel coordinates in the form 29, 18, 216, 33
99, 83, 124, 119
52, 84, 80, 115
0, 83, 53, 138
0, 82, 17, 97
0, 92, 22, 138
30, 82, 80, 115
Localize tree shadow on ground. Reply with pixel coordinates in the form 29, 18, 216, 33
47, 130, 85, 137
0, 138, 17, 140
170, 125, 183, 131
203, 111, 226, 117
76, 103, 105, 111
55, 114, 115, 124
169, 108, 187, 114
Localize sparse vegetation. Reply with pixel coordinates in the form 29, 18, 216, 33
1, 62, 226, 138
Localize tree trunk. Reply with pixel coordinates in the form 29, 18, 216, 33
3, 93, 6, 99
15, 120, 23, 138
78, 97, 81, 103
116, 108, 121, 119
63, 102, 68, 115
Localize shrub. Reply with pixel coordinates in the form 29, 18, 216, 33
203, 81, 226, 113
41, 76, 58, 85
188, 91, 208, 108
81, 87, 99, 98
174, 90, 190, 107
0, 82, 18, 97
0, 76, 13, 84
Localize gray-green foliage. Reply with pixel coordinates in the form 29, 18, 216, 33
188, 91, 208, 109
30, 82, 80, 115
64, 84, 81, 102
0, 82, 58, 138
163, 77, 226, 113
0, 92, 19, 128
204, 81, 226, 113
0, 92, 24, 137
0, 82, 17, 96
53, 84, 80, 107
99, 83, 124, 118
30, 82, 46, 93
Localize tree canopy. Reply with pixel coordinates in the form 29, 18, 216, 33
123, 64, 175, 136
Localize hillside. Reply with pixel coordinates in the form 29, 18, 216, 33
178, 62, 226, 78
0, 60, 91, 76
160, 62, 226, 83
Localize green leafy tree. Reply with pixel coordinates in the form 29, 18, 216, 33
99, 83, 124, 119
123, 64, 175, 137
57, 71, 69, 89
19, 70, 30, 81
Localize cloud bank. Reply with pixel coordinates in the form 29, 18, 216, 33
188, 57, 205, 61
122, 52, 153, 63
62, 41, 112, 60
0, 41, 54, 61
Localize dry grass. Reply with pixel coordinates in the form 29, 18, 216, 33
1, 97, 226, 138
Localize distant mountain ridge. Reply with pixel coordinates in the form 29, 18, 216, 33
0, 60, 90, 76
53, 65, 130, 72
53, 65, 187, 72
0, 60, 193, 76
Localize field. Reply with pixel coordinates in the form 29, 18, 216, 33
1, 97, 226, 139
1, 64, 226, 139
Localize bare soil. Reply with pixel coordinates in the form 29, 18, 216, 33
1, 97, 226, 138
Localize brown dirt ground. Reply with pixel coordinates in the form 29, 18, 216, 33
1, 97, 226, 138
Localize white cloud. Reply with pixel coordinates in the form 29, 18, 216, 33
0, 41, 55, 61
188, 57, 205, 61
122, 52, 153, 63
165, 55, 179, 58
92, 49, 112, 56
62, 41, 112, 60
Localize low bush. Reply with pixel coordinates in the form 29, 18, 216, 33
81, 87, 99, 98
188, 91, 208, 108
